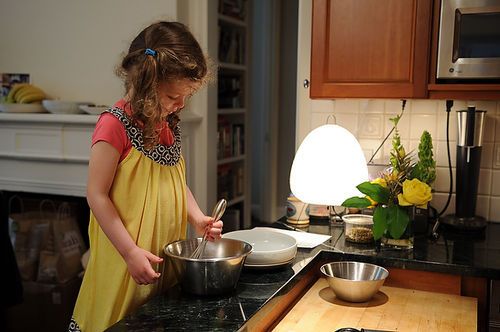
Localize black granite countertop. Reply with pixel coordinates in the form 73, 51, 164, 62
107, 218, 500, 331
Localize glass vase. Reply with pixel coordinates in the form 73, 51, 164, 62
380, 207, 415, 250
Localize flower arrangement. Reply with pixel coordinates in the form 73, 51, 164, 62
342, 113, 436, 243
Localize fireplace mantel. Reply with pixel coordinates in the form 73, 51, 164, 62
0, 112, 201, 197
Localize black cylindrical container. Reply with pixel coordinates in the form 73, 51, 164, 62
442, 106, 487, 231
455, 145, 482, 218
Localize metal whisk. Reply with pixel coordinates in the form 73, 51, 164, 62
190, 199, 227, 259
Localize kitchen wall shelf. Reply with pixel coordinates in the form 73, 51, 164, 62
213, 0, 251, 230
219, 63, 247, 71
227, 195, 245, 207
219, 14, 247, 27
218, 155, 245, 165
218, 108, 246, 115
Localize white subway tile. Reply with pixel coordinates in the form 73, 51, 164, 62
436, 140, 457, 167
358, 114, 384, 139
411, 100, 439, 115
334, 99, 359, 114
358, 139, 386, 163
476, 195, 490, 219
437, 110, 457, 141
489, 196, 500, 222
478, 169, 492, 195
311, 99, 335, 113
385, 99, 407, 114
409, 114, 437, 140
493, 143, 500, 169
359, 99, 385, 113
481, 143, 493, 169
483, 114, 496, 143
336, 113, 359, 135
471, 100, 498, 113
434, 166, 454, 193
310, 113, 330, 130
491, 171, 500, 196
431, 192, 455, 217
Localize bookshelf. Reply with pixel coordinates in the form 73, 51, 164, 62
216, 0, 251, 231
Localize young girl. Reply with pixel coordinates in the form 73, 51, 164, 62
69, 21, 222, 332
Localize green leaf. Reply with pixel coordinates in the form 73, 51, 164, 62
373, 206, 388, 240
341, 197, 371, 208
356, 182, 390, 204
387, 205, 409, 239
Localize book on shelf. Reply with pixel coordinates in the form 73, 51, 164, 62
217, 163, 244, 200
232, 124, 244, 156
218, 28, 245, 64
218, 75, 242, 108
217, 120, 245, 159
217, 164, 233, 199
219, 0, 246, 20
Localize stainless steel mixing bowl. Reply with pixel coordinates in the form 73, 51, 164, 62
320, 261, 389, 302
164, 238, 252, 296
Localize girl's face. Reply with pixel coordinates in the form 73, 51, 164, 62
158, 79, 200, 117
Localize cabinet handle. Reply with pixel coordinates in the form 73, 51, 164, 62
303, 79, 310, 88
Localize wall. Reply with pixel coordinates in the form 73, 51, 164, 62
0, 0, 216, 215
0, 0, 177, 106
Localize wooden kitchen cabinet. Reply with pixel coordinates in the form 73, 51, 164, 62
310, 0, 433, 99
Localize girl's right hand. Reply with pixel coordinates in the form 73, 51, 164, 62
123, 246, 163, 285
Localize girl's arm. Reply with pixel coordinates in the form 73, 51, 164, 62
87, 141, 162, 285
186, 186, 223, 240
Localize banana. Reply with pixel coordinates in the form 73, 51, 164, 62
6, 83, 29, 103
15, 85, 44, 103
5, 83, 47, 103
18, 91, 45, 103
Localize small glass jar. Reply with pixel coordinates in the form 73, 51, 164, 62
343, 214, 374, 244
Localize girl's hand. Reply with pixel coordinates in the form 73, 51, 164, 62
123, 246, 163, 285
194, 215, 223, 241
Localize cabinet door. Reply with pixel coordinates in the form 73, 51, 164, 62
310, 0, 432, 98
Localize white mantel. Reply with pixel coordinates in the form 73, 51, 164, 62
0, 112, 202, 197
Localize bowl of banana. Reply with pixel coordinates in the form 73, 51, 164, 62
0, 83, 47, 113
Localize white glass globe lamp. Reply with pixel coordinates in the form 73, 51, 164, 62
289, 124, 368, 207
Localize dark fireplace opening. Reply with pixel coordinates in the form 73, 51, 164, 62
1, 190, 90, 332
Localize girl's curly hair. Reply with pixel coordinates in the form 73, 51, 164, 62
116, 21, 210, 150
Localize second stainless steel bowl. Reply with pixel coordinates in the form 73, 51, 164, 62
320, 261, 389, 302
164, 238, 252, 296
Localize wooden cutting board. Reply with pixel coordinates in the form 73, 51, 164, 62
273, 278, 477, 331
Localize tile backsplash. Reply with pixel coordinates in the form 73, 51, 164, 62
310, 99, 500, 222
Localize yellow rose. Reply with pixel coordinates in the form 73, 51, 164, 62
397, 178, 432, 208
371, 177, 387, 188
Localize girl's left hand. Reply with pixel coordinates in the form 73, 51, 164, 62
195, 215, 223, 241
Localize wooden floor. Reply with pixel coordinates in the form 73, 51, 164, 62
273, 278, 477, 332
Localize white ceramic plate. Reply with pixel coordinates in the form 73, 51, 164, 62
0, 103, 47, 113
243, 257, 295, 269
42, 100, 87, 114
223, 228, 297, 265
79, 105, 109, 115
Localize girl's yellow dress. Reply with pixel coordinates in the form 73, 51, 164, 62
69, 108, 187, 332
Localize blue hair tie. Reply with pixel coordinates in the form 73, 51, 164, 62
145, 48, 157, 56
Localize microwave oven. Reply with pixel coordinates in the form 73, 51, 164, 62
437, 0, 500, 80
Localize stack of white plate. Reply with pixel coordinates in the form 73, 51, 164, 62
223, 228, 297, 268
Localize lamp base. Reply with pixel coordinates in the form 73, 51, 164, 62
441, 214, 487, 231
328, 205, 346, 225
